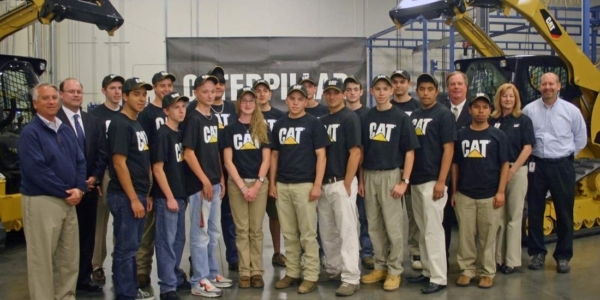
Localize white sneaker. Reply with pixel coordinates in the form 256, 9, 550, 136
210, 275, 233, 288
136, 289, 154, 300
191, 279, 222, 298
411, 255, 423, 270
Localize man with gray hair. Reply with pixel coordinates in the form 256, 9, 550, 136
18, 83, 87, 300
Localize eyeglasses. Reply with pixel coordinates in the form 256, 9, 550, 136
240, 99, 255, 104
64, 90, 83, 95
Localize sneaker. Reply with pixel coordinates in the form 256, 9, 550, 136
318, 271, 341, 282
177, 279, 192, 291
192, 280, 222, 298
136, 289, 155, 300
272, 253, 287, 267
159, 291, 180, 300
411, 256, 423, 270
210, 275, 233, 288
335, 282, 360, 296
383, 274, 401, 291
91, 268, 106, 284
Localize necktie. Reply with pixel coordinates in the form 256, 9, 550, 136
73, 114, 86, 151
452, 107, 459, 121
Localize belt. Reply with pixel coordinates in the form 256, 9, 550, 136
323, 176, 343, 184
532, 154, 574, 163
243, 178, 257, 183
366, 167, 396, 172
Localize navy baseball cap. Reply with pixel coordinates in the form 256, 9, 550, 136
287, 84, 308, 97
102, 74, 124, 88
209, 66, 226, 83
193, 74, 219, 89
391, 69, 411, 81
237, 86, 257, 99
344, 76, 362, 88
252, 79, 271, 90
298, 74, 317, 86
122, 77, 153, 93
416, 73, 439, 89
371, 74, 393, 87
469, 93, 492, 106
152, 71, 176, 85
322, 78, 344, 92
162, 92, 189, 108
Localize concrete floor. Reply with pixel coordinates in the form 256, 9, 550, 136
2, 215, 600, 300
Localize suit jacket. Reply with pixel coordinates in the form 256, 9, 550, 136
57, 107, 107, 183
441, 98, 472, 130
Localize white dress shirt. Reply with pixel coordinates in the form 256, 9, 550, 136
37, 114, 62, 132
62, 107, 85, 137
450, 99, 466, 120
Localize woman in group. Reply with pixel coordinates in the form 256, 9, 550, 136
223, 86, 271, 288
489, 83, 535, 274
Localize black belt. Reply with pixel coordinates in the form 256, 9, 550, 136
323, 176, 343, 184
365, 167, 396, 172
532, 154, 574, 164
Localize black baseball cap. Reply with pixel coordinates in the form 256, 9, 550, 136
287, 84, 308, 98
102, 74, 125, 88
298, 75, 316, 86
322, 78, 344, 92
193, 74, 219, 89
237, 86, 257, 99
416, 73, 439, 89
162, 92, 189, 108
469, 93, 492, 106
209, 66, 226, 84
152, 71, 176, 85
344, 76, 362, 88
371, 74, 393, 87
122, 77, 153, 93
252, 79, 271, 90
391, 69, 411, 81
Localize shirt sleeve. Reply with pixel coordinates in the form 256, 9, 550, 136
521, 115, 535, 147
263, 127, 273, 149
345, 112, 361, 150
271, 120, 282, 151
182, 116, 199, 150
399, 114, 420, 152
151, 130, 168, 164
223, 124, 234, 149
107, 119, 130, 156
571, 108, 587, 155
313, 118, 331, 150
440, 110, 457, 145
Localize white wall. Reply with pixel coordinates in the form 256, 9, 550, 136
0, 0, 587, 107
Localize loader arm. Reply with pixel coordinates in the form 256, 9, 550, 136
450, 10, 505, 57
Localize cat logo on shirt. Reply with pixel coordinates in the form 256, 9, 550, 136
234, 133, 260, 150
155, 117, 166, 130
216, 114, 230, 129
325, 124, 339, 142
279, 127, 305, 145
136, 131, 149, 151
412, 118, 432, 136
369, 122, 396, 142
175, 143, 184, 162
265, 119, 277, 131
462, 139, 490, 158
203, 126, 218, 143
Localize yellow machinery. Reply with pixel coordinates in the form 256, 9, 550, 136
390, 0, 600, 236
0, 0, 124, 232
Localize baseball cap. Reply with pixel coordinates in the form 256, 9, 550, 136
209, 66, 226, 84
152, 71, 176, 85
237, 86, 257, 99
122, 77, 153, 93
298, 74, 316, 86
101, 74, 125, 88
469, 93, 492, 106
416, 73, 439, 89
162, 92, 189, 109
344, 76, 362, 88
287, 84, 308, 98
391, 69, 411, 81
322, 78, 344, 92
371, 74, 393, 87
193, 74, 219, 89
252, 79, 271, 90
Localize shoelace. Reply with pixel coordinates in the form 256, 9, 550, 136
137, 289, 151, 297
340, 282, 350, 288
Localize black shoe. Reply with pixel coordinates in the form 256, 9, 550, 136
496, 263, 504, 271
557, 260, 571, 273
76, 280, 103, 293
406, 275, 430, 284
228, 261, 239, 272
137, 274, 151, 289
160, 291, 180, 300
528, 254, 545, 270
501, 266, 515, 274
421, 283, 446, 294
177, 279, 192, 291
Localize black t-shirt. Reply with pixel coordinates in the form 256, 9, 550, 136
262, 107, 286, 131
353, 105, 370, 117
224, 121, 272, 179
321, 107, 361, 179
182, 110, 222, 196
410, 103, 456, 185
391, 97, 421, 116
90, 103, 121, 134
272, 113, 330, 183
187, 100, 237, 146
454, 126, 509, 199
138, 103, 166, 146
361, 106, 420, 170
305, 103, 329, 118
107, 113, 150, 195
151, 125, 186, 199
489, 114, 535, 162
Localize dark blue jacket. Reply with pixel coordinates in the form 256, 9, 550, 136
18, 115, 87, 198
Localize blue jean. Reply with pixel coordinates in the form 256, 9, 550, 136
190, 185, 222, 282
356, 194, 373, 258
155, 198, 187, 294
107, 193, 147, 300
221, 194, 238, 264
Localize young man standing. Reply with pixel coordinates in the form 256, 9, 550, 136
136, 70, 176, 288
254, 79, 287, 267
152, 92, 189, 300
270, 84, 329, 294
106, 77, 154, 300
300, 75, 329, 117
452, 93, 509, 289
183, 74, 231, 298
406, 74, 455, 294
343, 76, 374, 270
319, 78, 362, 296
359, 75, 419, 292
90, 74, 124, 284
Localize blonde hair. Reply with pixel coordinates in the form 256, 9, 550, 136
235, 96, 270, 145
445, 71, 468, 86
491, 83, 523, 119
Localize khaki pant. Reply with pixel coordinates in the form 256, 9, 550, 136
276, 182, 319, 281
411, 181, 447, 285
92, 170, 111, 270
496, 165, 527, 267
405, 194, 421, 256
364, 168, 404, 276
137, 200, 156, 275
22, 195, 79, 300
455, 192, 499, 278
228, 178, 268, 277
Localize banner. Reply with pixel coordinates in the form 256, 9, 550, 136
166, 37, 367, 111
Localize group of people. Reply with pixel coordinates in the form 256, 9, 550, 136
18, 65, 586, 300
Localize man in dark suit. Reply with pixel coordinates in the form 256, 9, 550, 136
57, 78, 107, 293
440, 71, 471, 261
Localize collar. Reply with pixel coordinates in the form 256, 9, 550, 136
37, 113, 62, 131
62, 106, 81, 120
451, 99, 466, 111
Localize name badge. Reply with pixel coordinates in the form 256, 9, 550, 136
528, 162, 536, 173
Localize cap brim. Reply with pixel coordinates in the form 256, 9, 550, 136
344, 77, 359, 86
154, 74, 176, 84
299, 79, 316, 85
371, 78, 392, 87
104, 76, 125, 87
175, 96, 190, 102
391, 73, 409, 80
323, 86, 343, 93
416, 74, 438, 87
130, 83, 153, 91
287, 89, 307, 97
470, 97, 492, 106
194, 75, 219, 88
253, 81, 271, 90
210, 66, 225, 76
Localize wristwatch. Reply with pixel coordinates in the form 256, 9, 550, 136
259, 177, 266, 183
402, 178, 410, 185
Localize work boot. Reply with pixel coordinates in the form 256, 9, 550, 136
275, 275, 299, 289
383, 274, 401, 291
478, 276, 494, 289
528, 253, 545, 270
297, 280, 317, 294
361, 270, 388, 284
456, 275, 471, 286
272, 253, 287, 267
